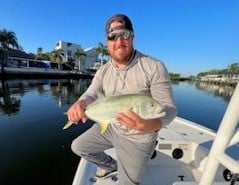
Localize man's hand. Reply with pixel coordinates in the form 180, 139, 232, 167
67, 100, 88, 124
116, 110, 162, 132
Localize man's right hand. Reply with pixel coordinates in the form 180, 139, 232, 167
67, 100, 88, 124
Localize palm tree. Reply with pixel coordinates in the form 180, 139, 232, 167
35, 47, 50, 61
37, 47, 43, 54
35, 47, 43, 59
50, 49, 65, 70
0, 28, 19, 73
96, 42, 108, 66
74, 48, 86, 71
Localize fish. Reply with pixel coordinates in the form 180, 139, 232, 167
63, 94, 163, 133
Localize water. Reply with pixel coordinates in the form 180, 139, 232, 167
172, 81, 233, 130
0, 79, 235, 185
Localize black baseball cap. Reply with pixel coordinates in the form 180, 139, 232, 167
105, 14, 134, 34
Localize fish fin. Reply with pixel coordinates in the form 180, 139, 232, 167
99, 122, 109, 134
63, 120, 74, 130
155, 111, 166, 118
150, 112, 166, 119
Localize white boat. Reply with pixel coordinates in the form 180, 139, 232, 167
71, 83, 239, 185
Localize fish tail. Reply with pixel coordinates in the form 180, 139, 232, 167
63, 120, 74, 130
99, 122, 109, 134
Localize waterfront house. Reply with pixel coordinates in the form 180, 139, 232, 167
200, 74, 222, 82
7, 49, 36, 67
5, 49, 57, 69
55, 41, 99, 72
221, 73, 239, 83
199, 73, 239, 85
0, 41, 100, 77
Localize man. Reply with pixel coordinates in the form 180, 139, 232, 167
68, 14, 177, 185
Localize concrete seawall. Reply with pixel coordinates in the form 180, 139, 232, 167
0, 67, 93, 79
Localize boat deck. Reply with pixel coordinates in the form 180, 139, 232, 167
72, 117, 239, 185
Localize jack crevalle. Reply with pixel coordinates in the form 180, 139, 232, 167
63, 94, 163, 133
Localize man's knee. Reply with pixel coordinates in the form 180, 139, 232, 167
71, 138, 80, 155
71, 137, 86, 157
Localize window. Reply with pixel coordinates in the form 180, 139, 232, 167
67, 50, 72, 56
67, 42, 72, 47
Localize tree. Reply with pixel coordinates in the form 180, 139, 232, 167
37, 47, 43, 54
35, 47, 43, 59
96, 42, 108, 66
74, 48, 86, 71
0, 28, 19, 73
35, 47, 50, 61
50, 49, 65, 70
227, 63, 239, 73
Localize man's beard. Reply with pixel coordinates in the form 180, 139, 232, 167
110, 50, 133, 64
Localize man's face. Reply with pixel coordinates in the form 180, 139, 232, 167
106, 21, 134, 64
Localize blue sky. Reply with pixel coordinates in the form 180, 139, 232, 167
1, 0, 238, 76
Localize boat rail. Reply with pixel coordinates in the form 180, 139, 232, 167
199, 82, 239, 185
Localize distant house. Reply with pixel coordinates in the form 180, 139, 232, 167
84, 47, 99, 71
7, 49, 38, 68
200, 73, 239, 84
3, 49, 56, 71
55, 41, 81, 61
200, 74, 222, 82
55, 41, 99, 71
221, 73, 239, 83
3, 41, 100, 73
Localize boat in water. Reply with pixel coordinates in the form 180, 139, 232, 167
71, 83, 239, 185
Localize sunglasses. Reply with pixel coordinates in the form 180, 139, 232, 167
107, 30, 133, 41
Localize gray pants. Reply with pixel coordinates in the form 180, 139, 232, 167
71, 124, 157, 185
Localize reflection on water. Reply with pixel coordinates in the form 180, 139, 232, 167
0, 79, 91, 115
0, 80, 21, 115
1, 79, 235, 116
172, 81, 234, 131
0, 79, 93, 185
195, 81, 235, 102
173, 80, 235, 102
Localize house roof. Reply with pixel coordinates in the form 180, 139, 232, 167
7, 49, 35, 59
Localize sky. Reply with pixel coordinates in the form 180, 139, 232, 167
1, 0, 238, 76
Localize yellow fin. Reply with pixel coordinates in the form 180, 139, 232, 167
62, 112, 73, 129
63, 120, 74, 130
99, 122, 109, 134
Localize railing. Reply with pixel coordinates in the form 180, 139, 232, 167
199, 82, 239, 185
